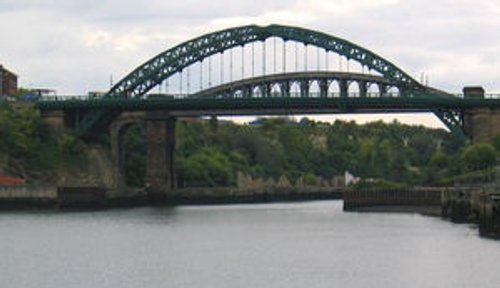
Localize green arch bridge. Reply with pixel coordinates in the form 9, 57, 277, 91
33, 24, 500, 198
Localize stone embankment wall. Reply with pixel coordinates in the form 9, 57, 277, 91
343, 188, 443, 211
441, 187, 500, 238
160, 172, 344, 204
0, 185, 57, 207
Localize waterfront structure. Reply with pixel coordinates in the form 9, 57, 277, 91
0, 65, 17, 97
29, 24, 500, 199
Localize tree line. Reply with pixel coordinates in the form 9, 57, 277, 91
1, 101, 498, 187
124, 116, 499, 188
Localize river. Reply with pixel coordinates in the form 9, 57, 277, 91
1, 200, 499, 288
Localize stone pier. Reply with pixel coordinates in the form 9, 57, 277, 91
463, 87, 500, 143
145, 113, 176, 201
109, 111, 177, 201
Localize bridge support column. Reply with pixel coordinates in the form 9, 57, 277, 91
300, 81, 309, 98
40, 110, 65, 138
280, 82, 290, 97
379, 84, 388, 97
319, 80, 328, 98
109, 112, 146, 191
359, 81, 367, 98
145, 113, 176, 201
463, 87, 500, 143
339, 80, 348, 98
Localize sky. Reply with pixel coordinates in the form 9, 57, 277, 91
1, 0, 500, 128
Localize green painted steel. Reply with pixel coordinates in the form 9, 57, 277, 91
40, 24, 483, 137
36, 94, 500, 112
107, 24, 422, 99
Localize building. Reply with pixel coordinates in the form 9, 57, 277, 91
0, 65, 18, 97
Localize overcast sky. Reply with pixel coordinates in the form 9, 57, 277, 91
1, 0, 499, 127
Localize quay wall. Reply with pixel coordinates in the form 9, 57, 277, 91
343, 188, 443, 211
0, 185, 58, 208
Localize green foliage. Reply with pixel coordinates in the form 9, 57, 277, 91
2, 101, 487, 187
167, 117, 471, 187
461, 143, 496, 171
123, 125, 146, 187
303, 173, 319, 186
352, 179, 409, 190
492, 134, 500, 152
0, 103, 84, 180
177, 147, 233, 187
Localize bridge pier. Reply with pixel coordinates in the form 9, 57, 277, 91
40, 110, 65, 138
463, 87, 500, 143
109, 111, 176, 201
145, 113, 176, 201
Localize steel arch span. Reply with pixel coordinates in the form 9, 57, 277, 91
190, 71, 399, 99
72, 24, 463, 138
108, 24, 423, 99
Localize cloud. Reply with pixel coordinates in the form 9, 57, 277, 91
1, 0, 500, 97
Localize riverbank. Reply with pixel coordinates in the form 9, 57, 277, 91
351, 205, 442, 217
0, 185, 344, 210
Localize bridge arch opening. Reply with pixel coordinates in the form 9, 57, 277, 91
387, 86, 400, 98
253, 86, 263, 98
113, 122, 147, 188
290, 81, 301, 98
271, 83, 282, 97
234, 89, 244, 98
348, 81, 361, 98
328, 81, 341, 97
309, 80, 321, 98
367, 83, 380, 97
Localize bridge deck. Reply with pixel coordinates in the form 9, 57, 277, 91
36, 95, 500, 115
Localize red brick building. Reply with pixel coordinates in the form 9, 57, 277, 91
0, 65, 18, 96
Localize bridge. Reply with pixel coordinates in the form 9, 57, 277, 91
33, 24, 500, 200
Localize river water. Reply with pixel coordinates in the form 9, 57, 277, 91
1, 201, 499, 288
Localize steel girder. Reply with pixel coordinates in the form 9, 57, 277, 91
74, 24, 444, 137
189, 71, 396, 99
107, 24, 422, 99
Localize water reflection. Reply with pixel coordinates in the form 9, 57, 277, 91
0, 201, 498, 288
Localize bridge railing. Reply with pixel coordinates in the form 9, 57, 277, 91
453, 94, 500, 99
33, 92, 404, 102
41, 91, 500, 103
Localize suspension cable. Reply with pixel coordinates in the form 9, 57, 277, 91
304, 44, 308, 71
263, 41, 266, 76
220, 52, 224, 85
252, 42, 255, 77
230, 49, 233, 83
283, 40, 286, 73
200, 60, 203, 90
179, 70, 183, 95
208, 56, 212, 87
325, 50, 328, 71
295, 42, 298, 72
241, 45, 245, 79
273, 37, 277, 74
317, 46, 320, 71
187, 67, 190, 94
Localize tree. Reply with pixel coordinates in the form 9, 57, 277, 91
461, 143, 497, 171
177, 147, 233, 187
